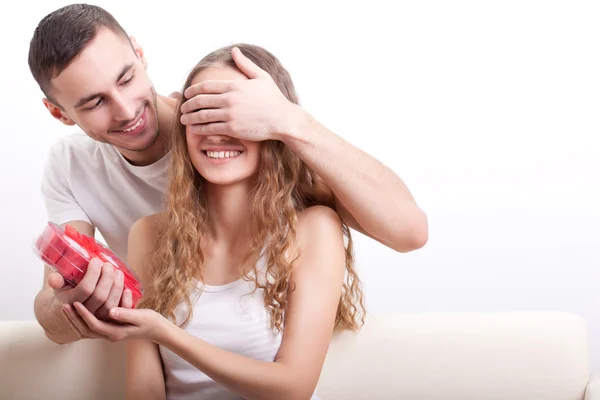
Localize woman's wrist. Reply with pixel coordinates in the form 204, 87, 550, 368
154, 314, 176, 346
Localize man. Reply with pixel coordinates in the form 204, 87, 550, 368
29, 4, 428, 344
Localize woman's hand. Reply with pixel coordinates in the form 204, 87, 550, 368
72, 302, 171, 344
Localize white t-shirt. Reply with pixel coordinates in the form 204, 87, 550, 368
41, 133, 170, 260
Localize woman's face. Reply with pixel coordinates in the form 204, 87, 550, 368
185, 65, 261, 187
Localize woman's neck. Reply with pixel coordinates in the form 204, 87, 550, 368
204, 180, 255, 250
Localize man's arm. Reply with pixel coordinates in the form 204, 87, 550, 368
37, 139, 133, 344
180, 47, 428, 253
281, 108, 428, 253
35, 267, 79, 344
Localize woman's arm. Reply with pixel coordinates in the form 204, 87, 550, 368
124, 217, 166, 400
156, 205, 347, 400
125, 339, 165, 400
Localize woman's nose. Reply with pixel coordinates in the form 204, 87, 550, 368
205, 135, 232, 143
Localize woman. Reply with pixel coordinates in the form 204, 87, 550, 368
73, 43, 365, 400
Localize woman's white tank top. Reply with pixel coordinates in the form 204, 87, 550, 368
159, 254, 312, 400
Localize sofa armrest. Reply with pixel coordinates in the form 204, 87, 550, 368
585, 372, 600, 400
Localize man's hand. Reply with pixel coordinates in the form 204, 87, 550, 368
49, 258, 133, 340
180, 46, 300, 142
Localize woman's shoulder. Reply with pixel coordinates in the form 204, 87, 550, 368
296, 206, 344, 248
130, 214, 162, 237
297, 205, 342, 230
129, 214, 163, 248
289, 207, 346, 280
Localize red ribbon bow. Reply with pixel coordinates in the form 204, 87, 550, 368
64, 224, 103, 256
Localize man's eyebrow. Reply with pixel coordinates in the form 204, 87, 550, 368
116, 63, 134, 82
73, 64, 134, 108
74, 92, 101, 109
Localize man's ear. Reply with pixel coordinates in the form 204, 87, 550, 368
42, 99, 75, 126
130, 35, 147, 69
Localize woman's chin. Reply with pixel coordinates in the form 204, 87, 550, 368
201, 173, 252, 187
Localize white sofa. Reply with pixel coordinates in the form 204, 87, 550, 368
1, 312, 597, 399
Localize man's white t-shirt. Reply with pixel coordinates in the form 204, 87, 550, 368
41, 133, 170, 260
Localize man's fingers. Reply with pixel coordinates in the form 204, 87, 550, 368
188, 122, 231, 136
72, 302, 107, 336
72, 258, 103, 302
180, 94, 229, 114
61, 307, 83, 339
120, 288, 133, 309
62, 304, 102, 339
180, 108, 230, 126
74, 302, 121, 339
95, 270, 124, 320
231, 46, 268, 79
184, 81, 234, 99
48, 272, 65, 290
83, 263, 115, 314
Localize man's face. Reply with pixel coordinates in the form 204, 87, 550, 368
46, 28, 159, 156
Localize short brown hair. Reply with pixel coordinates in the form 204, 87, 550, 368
28, 4, 131, 103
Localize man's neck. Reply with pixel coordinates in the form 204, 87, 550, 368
157, 94, 178, 141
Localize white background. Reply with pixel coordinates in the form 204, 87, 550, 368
1, 1, 598, 369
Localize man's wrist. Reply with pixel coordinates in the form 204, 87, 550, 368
35, 288, 75, 344
275, 103, 317, 151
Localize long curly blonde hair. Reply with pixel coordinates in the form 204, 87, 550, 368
138, 43, 365, 333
